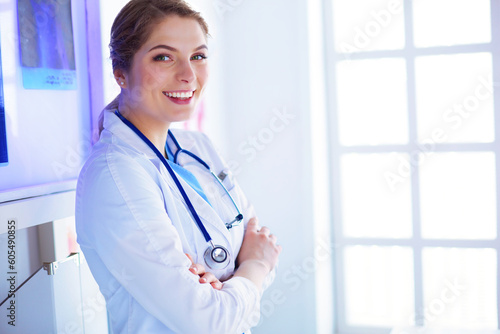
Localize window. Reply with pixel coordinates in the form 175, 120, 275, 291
324, 0, 499, 332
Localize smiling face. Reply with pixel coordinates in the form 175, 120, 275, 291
116, 15, 208, 126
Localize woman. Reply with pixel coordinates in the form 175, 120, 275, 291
75, 0, 281, 333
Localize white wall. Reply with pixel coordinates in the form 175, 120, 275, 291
208, 1, 330, 332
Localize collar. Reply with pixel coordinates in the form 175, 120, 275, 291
102, 109, 160, 161
103, 109, 191, 164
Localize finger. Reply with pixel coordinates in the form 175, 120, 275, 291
186, 253, 196, 274
189, 263, 206, 275
259, 226, 270, 237
269, 234, 278, 243
185, 253, 195, 265
246, 217, 259, 232
199, 272, 217, 284
211, 281, 223, 290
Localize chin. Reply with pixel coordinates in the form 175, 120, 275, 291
171, 110, 196, 123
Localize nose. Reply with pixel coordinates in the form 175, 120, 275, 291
176, 60, 195, 83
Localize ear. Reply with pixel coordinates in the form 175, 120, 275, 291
114, 69, 127, 88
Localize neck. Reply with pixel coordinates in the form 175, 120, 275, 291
118, 99, 171, 158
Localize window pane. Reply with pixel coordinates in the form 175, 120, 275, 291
333, 0, 405, 53
419, 152, 497, 240
340, 153, 412, 238
337, 59, 408, 146
415, 53, 494, 143
344, 246, 415, 327
422, 248, 497, 329
413, 0, 491, 47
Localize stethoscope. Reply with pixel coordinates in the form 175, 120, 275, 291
114, 110, 243, 270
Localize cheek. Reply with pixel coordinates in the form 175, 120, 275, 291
196, 66, 209, 89
140, 64, 168, 90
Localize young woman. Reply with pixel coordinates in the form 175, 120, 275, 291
75, 0, 281, 333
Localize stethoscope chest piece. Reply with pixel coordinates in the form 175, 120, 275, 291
204, 244, 230, 270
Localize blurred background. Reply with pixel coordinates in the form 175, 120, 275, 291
0, 0, 499, 333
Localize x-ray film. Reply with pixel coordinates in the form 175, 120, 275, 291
17, 0, 76, 90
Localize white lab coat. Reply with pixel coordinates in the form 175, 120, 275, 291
75, 110, 273, 334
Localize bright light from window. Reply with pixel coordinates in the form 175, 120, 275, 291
332, 0, 405, 53
422, 248, 497, 329
419, 152, 497, 240
413, 0, 491, 48
344, 246, 415, 327
340, 153, 412, 238
415, 53, 494, 143
336, 58, 409, 146
330, 0, 499, 332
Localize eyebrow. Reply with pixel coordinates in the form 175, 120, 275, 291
148, 44, 208, 52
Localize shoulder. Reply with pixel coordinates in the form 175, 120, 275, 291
77, 139, 162, 206
75, 140, 165, 242
79, 140, 143, 182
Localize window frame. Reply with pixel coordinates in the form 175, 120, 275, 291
321, 1, 500, 333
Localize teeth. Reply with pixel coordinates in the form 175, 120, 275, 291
164, 91, 194, 99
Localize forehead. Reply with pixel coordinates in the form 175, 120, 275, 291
142, 15, 207, 50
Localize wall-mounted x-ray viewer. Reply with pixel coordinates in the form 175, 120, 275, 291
0, 0, 91, 202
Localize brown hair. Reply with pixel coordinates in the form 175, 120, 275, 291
98, 0, 209, 134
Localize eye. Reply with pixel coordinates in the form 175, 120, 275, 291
191, 54, 207, 61
153, 54, 172, 62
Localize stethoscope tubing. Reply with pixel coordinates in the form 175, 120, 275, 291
168, 130, 211, 170
168, 130, 243, 228
114, 110, 212, 243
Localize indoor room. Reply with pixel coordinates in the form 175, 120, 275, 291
0, 0, 498, 333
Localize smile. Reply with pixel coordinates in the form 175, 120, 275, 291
163, 90, 195, 100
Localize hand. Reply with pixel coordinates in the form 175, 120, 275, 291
186, 254, 223, 290
236, 217, 281, 274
